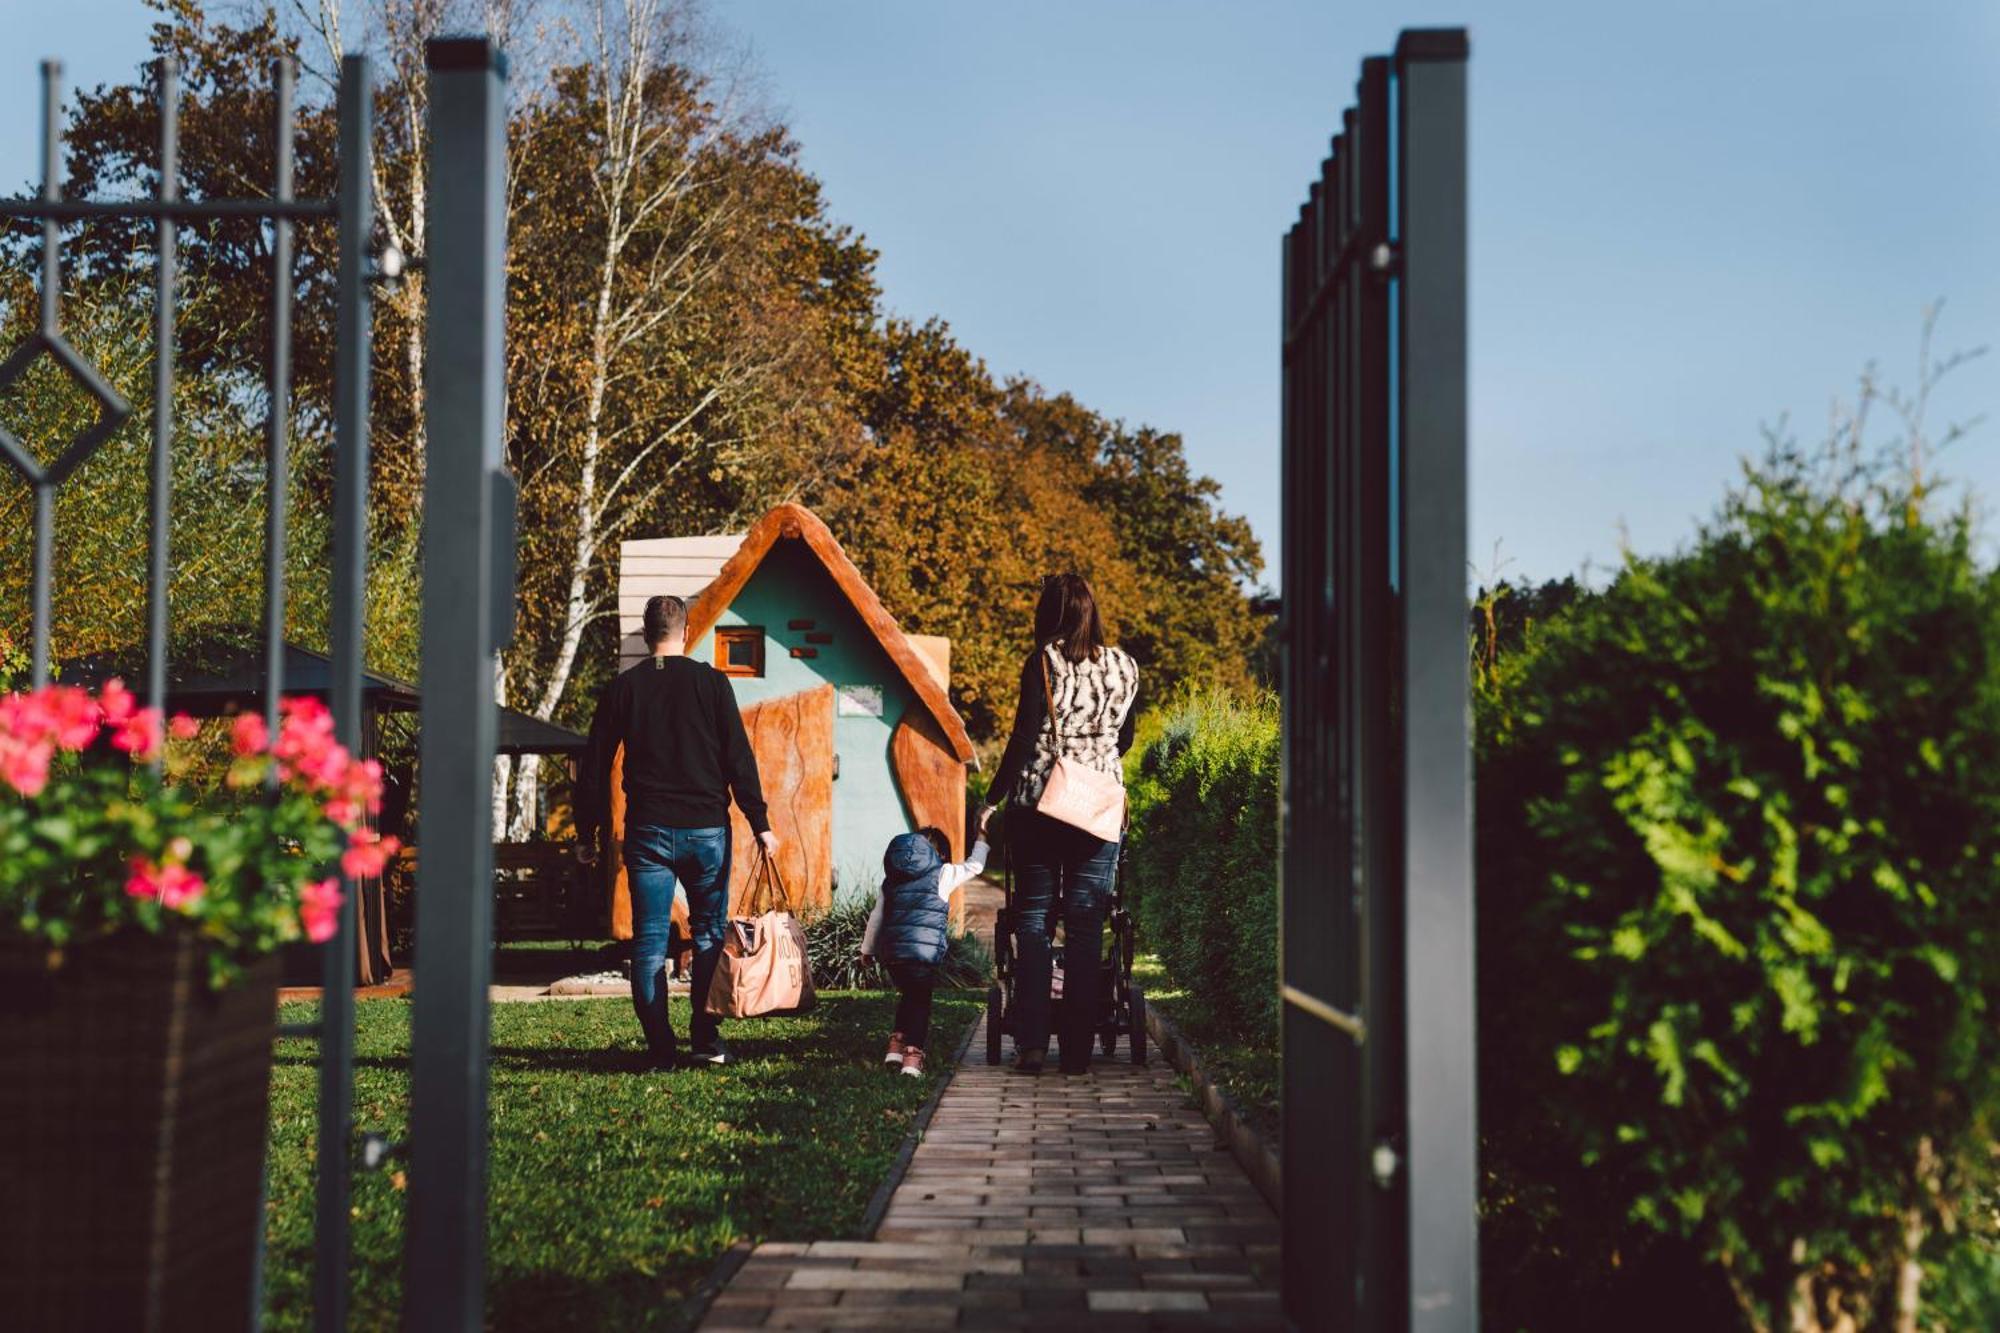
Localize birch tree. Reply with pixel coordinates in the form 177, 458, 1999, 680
496, 0, 861, 838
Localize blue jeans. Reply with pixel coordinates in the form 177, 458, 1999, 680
1010, 809, 1117, 1071
625, 824, 731, 1054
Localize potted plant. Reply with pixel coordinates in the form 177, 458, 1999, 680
0, 679, 396, 1331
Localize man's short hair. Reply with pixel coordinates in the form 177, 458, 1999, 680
643, 594, 688, 648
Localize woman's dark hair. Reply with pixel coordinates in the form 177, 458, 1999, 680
916, 826, 952, 860
1033, 572, 1106, 663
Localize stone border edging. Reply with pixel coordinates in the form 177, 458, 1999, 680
679, 1002, 978, 1329
858, 1006, 983, 1238
1145, 1004, 1283, 1212
679, 1240, 754, 1331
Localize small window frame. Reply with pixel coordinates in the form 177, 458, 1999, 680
715, 626, 765, 678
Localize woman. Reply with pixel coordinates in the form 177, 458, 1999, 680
978, 573, 1140, 1075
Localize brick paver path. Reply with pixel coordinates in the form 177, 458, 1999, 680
700, 1018, 1281, 1331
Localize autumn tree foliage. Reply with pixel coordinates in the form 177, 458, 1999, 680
1, 0, 1261, 825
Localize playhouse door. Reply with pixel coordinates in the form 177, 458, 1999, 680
727, 683, 835, 913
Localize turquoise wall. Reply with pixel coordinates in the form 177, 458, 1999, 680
689, 541, 927, 900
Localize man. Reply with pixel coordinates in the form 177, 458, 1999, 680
577, 594, 779, 1068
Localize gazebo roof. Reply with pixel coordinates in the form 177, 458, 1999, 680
62, 637, 585, 755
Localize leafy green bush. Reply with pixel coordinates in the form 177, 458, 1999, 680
1477, 438, 2000, 1330
1125, 690, 1279, 1046
802, 895, 994, 992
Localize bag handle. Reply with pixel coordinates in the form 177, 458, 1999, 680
1039, 647, 1065, 747
744, 843, 793, 916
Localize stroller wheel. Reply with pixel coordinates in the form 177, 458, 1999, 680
1129, 987, 1148, 1066
985, 984, 1004, 1065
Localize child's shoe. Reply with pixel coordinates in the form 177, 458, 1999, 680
899, 1046, 925, 1077
883, 1032, 907, 1065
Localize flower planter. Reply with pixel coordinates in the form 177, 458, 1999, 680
0, 929, 279, 1332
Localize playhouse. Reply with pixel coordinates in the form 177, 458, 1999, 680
606, 503, 976, 924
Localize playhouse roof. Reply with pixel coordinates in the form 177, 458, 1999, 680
646, 504, 975, 765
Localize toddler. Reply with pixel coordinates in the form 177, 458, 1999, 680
860, 825, 988, 1075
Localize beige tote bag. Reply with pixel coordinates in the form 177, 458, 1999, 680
705, 850, 816, 1019
1034, 653, 1127, 842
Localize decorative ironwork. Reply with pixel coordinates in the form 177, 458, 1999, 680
0, 62, 135, 689
1278, 28, 1474, 1332
0, 52, 376, 1331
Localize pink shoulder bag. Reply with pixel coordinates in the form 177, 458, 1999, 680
1033, 651, 1127, 842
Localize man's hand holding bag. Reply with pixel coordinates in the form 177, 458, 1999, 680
704, 847, 816, 1019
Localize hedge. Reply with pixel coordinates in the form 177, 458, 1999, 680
1125, 690, 1280, 1047
1477, 440, 2000, 1330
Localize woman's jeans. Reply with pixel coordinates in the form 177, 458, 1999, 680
625, 824, 730, 1055
1010, 809, 1117, 1072
886, 960, 937, 1050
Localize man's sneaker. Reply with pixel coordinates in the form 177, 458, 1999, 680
688, 1038, 733, 1067
627, 1045, 677, 1073
883, 1032, 907, 1065
899, 1046, 925, 1077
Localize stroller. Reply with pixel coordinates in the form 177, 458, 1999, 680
984, 831, 1147, 1067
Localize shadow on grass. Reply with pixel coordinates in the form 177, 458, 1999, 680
271, 1051, 410, 1071
487, 1266, 691, 1333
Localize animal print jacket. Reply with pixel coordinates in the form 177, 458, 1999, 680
989, 641, 1141, 810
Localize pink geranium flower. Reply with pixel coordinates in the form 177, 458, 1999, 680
0, 735, 52, 796
169, 713, 201, 741
274, 697, 347, 790
125, 856, 206, 911
111, 708, 166, 762
341, 828, 402, 880
299, 878, 343, 943
232, 712, 269, 757
98, 678, 137, 727
50, 686, 104, 749
2, 685, 101, 751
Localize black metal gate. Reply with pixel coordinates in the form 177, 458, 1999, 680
1278, 28, 1475, 1332
1, 37, 511, 1333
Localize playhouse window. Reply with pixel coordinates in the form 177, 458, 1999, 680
716, 627, 765, 677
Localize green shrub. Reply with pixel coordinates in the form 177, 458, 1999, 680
1477, 438, 2000, 1330
1125, 690, 1279, 1046
802, 895, 994, 992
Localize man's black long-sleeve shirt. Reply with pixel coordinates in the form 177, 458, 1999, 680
576, 655, 770, 846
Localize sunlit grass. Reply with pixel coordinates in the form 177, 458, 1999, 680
262, 991, 979, 1331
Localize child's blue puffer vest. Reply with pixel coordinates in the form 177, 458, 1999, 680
879, 833, 950, 966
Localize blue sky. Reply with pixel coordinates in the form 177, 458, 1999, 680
10, 1, 2000, 588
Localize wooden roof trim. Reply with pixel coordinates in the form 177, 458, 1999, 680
685, 503, 976, 764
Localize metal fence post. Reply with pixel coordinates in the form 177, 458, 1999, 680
406, 36, 508, 1333
317, 51, 374, 1333
1394, 28, 1477, 1331
1281, 27, 1471, 1332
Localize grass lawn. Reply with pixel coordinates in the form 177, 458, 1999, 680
1135, 955, 1279, 1146
263, 991, 980, 1332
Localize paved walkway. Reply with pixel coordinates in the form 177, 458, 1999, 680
700, 1019, 1281, 1331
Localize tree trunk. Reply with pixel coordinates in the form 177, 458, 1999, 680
1894, 1135, 1936, 1333
504, 131, 625, 843
492, 658, 512, 841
